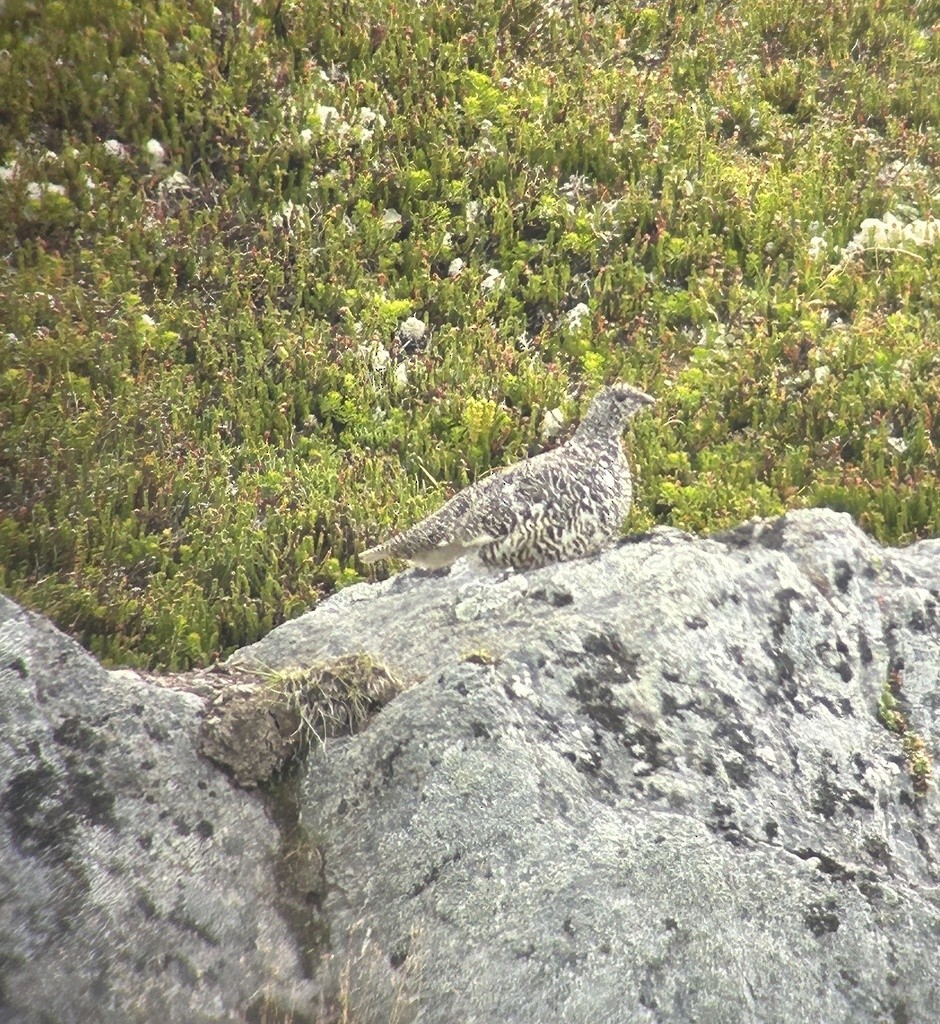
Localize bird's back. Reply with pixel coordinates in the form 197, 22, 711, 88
361, 432, 633, 570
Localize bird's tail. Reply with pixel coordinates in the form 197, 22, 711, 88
359, 540, 395, 564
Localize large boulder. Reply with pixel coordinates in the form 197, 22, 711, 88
1, 509, 939, 1023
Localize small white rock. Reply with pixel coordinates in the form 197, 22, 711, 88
398, 316, 427, 344
813, 365, 831, 384
448, 257, 465, 278
565, 302, 591, 328
540, 407, 567, 441
26, 182, 66, 200
103, 139, 129, 160
369, 343, 391, 371
481, 267, 503, 293
159, 170, 191, 193
358, 106, 385, 129
145, 139, 167, 169
887, 436, 909, 455
360, 344, 389, 372
316, 104, 340, 128
380, 208, 402, 229
807, 236, 827, 259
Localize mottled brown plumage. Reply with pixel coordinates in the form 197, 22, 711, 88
360, 382, 655, 570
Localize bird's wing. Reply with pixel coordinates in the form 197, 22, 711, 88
362, 450, 565, 567
447, 451, 563, 542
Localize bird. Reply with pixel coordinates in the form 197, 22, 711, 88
359, 382, 655, 571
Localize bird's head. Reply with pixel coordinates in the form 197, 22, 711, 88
573, 382, 655, 442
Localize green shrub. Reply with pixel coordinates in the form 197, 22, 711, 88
1, 0, 939, 667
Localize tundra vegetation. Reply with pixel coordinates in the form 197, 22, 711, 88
1, 0, 938, 668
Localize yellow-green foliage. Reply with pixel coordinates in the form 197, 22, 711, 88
1, 0, 940, 667
879, 671, 933, 795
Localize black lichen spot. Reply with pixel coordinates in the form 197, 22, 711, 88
5, 657, 28, 678
70, 769, 116, 828
528, 585, 573, 607
858, 632, 874, 665
863, 835, 892, 868
764, 646, 800, 708
470, 722, 492, 740
389, 946, 409, 970
581, 632, 640, 680
195, 820, 214, 840
793, 848, 856, 882
811, 759, 842, 820
722, 758, 753, 789
714, 521, 759, 548
661, 693, 679, 716
408, 850, 461, 898
761, 520, 789, 550
685, 615, 708, 630
708, 801, 748, 846
848, 791, 874, 812
144, 720, 169, 742
137, 893, 159, 918
891, 1001, 912, 1024
568, 675, 628, 733
718, 518, 789, 551
623, 724, 667, 770
833, 560, 853, 594
773, 588, 804, 639
804, 900, 840, 937
907, 607, 927, 633
378, 741, 406, 783
712, 718, 756, 759
814, 695, 847, 718
764, 820, 779, 840
1, 763, 76, 863
913, 830, 932, 859
53, 717, 107, 755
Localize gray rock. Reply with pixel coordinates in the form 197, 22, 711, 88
2, 509, 939, 1023
0, 601, 316, 1024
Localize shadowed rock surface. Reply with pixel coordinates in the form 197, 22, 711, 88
2, 509, 939, 1023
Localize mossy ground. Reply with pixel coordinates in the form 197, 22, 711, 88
1, 0, 939, 668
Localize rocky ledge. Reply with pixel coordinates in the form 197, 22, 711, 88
1, 509, 938, 1023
